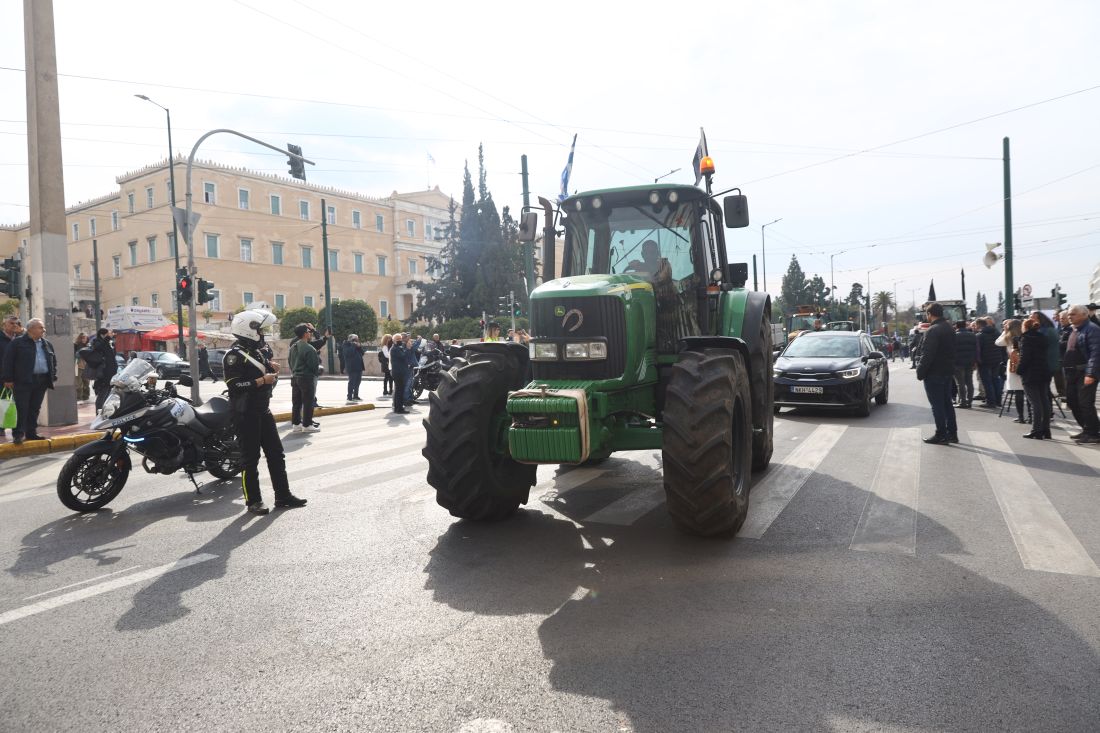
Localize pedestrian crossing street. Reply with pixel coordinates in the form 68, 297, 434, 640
4, 408, 1099, 578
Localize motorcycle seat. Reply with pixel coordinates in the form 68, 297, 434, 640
194, 397, 233, 428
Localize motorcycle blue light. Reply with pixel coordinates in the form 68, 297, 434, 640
123, 436, 145, 443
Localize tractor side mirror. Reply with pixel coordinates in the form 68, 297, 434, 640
723, 195, 750, 228
518, 212, 538, 243
723, 262, 748, 288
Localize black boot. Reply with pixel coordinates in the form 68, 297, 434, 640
274, 493, 308, 508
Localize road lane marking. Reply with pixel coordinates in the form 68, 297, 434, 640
969, 431, 1100, 577
22, 565, 143, 601
582, 484, 667, 526
850, 427, 920, 555
1050, 422, 1100, 474
740, 424, 847, 539
0, 553, 218, 627
538, 467, 607, 493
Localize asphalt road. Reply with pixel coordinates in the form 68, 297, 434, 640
1, 366, 1099, 732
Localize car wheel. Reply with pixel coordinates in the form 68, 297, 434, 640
875, 373, 889, 405
855, 379, 872, 417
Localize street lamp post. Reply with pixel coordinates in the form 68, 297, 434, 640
866, 266, 882, 334
761, 218, 782, 293
135, 94, 186, 358
829, 250, 846, 307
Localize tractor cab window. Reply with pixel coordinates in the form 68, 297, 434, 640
564, 197, 705, 351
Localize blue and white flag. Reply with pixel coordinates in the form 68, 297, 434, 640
692, 127, 709, 185
558, 134, 577, 203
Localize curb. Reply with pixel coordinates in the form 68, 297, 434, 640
0, 402, 375, 461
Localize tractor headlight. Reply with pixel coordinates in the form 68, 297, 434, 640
564, 342, 607, 360
531, 342, 559, 360
838, 367, 861, 379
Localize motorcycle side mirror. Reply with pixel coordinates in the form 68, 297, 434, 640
177, 374, 194, 387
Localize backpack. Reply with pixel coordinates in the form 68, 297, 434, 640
78, 346, 102, 368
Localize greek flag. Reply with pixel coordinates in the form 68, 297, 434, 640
692, 127, 709, 186
558, 134, 577, 203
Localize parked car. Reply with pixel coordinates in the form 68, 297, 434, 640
773, 331, 889, 417
207, 348, 230, 380
136, 350, 191, 379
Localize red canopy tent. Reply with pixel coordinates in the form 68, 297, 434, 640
141, 324, 205, 351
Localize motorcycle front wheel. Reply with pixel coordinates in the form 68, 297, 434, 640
411, 375, 425, 400
56, 448, 131, 512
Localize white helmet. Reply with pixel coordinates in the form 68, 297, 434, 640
230, 309, 276, 344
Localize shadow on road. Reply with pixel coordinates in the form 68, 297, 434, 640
421, 477, 1100, 731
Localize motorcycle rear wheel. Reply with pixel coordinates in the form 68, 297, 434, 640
57, 449, 131, 512
204, 426, 244, 480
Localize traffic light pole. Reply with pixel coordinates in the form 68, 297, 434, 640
1003, 137, 1013, 317
321, 197, 335, 374
181, 129, 315, 403
510, 290, 516, 334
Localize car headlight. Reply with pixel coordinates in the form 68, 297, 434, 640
772, 369, 783, 378
531, 343, 559, 360
564, 342, 608, 360
838, 367, 861, 379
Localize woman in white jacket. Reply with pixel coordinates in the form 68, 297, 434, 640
996, 319, 1026, 422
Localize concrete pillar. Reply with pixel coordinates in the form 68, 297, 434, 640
24, 0, 77, 425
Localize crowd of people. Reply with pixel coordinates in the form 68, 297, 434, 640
917, 302, 1100, 445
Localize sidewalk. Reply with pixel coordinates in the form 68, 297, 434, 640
0, 378, 379, 459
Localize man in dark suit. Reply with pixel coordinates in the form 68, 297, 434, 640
916, 303, 958, 445
1, 318, 58, 445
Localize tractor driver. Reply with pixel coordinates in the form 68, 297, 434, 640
627, 240, 672, 282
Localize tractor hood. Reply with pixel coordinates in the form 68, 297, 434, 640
532, 273, 654, 300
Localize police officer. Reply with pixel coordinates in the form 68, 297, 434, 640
223, 309, 307, 515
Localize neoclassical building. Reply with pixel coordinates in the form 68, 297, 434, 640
0, 157, 453, 322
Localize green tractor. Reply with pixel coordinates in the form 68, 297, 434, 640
423, 179, 773, 536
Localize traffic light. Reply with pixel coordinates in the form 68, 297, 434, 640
176, 268, 193, 304
1013, 294, 1022, 314
0, 257, 21, 298
197, 278, 215, 305
497, 295, 509, 315
513, 302, 523, 317
1053, 285, 1067, 309
287, 143, 306, 181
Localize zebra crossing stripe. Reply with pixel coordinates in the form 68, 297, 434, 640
1050, 422, 1100, 474
583, 484, 667, 526
739, 424, 848, 539
969, 431, 1100, 577
850, 427, 920, 555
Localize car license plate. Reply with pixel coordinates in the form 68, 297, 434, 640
791, 385, 824, 394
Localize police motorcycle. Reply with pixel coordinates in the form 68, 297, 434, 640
56, 359, 243, 512
410, 344, 450, 400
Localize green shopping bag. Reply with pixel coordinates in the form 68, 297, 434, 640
0, 388, 16, 430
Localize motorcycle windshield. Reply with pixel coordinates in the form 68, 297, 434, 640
110, 359, 155, 392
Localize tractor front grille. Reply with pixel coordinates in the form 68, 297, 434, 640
531, 295, 626, 380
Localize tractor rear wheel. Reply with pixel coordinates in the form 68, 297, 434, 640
662, 348, 753, 536
423, 350, 536, 521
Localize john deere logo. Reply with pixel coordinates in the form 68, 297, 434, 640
554, 306, 566, 317
562, 308, 583, 332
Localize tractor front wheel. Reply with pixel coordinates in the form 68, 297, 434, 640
423, 351, 536, 521
662, 348, 754, 536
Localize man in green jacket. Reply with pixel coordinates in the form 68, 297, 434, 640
289, 323, 321, 433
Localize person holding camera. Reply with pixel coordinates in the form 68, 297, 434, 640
288, 323, 321, 433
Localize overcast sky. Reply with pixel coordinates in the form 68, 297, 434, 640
2, 0, 1098, 306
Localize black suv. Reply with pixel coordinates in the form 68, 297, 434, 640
136, 350, 191, 379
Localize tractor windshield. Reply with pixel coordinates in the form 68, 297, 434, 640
563, 200, 700, 283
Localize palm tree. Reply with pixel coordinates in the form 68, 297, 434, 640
872, 291, 895, 332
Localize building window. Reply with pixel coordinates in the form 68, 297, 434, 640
408, 258, 418, 275
379, 299, 389, 318
352, 210, 361, 229
203, 182, 216, 204
90, 218, 97, 237
240, 238, 253, 262
377, 255, 387, 276
304, 295, 314, 308
328, 250, 338, 271
167, 180, 173, 202
127, 192, 135, 213
146, 187, 155, 209
111, 210, 119, 230
205, 233, 220, 258
270, 194, 281, 216
151, 292, 159, 308
72, 223, 79, 242
168, 232, 177, 258
73, 264, 81, 280
299, 200, 310, 220
147, 236, 157, 262
112, 255, 121, 278
353, 253, 363, 274
131, 296, 140, 306
274, 293, 285, 311
208, 289, 222, 311
128, 241, 138, 267
406, 219, 415, 237
327, 205, 336, 225
375, 214, 384, 232
243, 291, 254, 306
272, 242, 284, 265
301, 246, 313, 269
238, 188, 250, 210
425, 220, 432, 239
